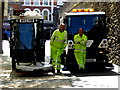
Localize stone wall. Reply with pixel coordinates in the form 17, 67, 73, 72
59, 2, 120, 65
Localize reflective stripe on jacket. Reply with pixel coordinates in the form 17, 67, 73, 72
50, 29, 67, 49
74, 34, 87, 52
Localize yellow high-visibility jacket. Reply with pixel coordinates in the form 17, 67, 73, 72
74, 34, 88, 53
50, 29, 67, 49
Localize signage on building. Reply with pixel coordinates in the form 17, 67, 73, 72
3, 22, 10, 29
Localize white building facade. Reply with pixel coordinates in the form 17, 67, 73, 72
22, 0, 63, 22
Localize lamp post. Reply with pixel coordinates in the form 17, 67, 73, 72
53, 5, 60, 30
0, 1, 4, 54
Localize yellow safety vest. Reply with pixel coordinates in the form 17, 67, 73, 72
74, 34, 87, 53
50, 29, 67, 49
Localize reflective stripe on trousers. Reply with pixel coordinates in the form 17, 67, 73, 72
74, 51, 86, 68
75, 49, 86, 51
51, 46, 63, 70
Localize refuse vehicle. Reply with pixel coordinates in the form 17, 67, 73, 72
60, 8, 114, 72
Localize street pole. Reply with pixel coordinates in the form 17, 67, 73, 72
51, 0, 53, 22
0, 0, 3, 54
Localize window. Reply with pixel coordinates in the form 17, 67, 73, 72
42, 9, 50, 20
34, 0, 40, 5
43, 0, 49, 5
24, 0, 31, 5
43, 11, 48, 20
67, 15, 106, 39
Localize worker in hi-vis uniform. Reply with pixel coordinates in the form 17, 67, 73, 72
74, 28, 88, 70
50, 24, 67, 74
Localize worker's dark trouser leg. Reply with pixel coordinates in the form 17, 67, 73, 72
51, 46, 63, 73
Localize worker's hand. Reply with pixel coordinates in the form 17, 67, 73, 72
75, 42, 80, 44
50, 41, 53, 46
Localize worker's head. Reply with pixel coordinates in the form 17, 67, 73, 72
78, 28, 84, 36
59, 23, 65, 32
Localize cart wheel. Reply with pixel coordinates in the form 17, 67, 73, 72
12, 58, 16, 70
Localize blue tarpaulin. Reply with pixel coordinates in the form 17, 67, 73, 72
19, 23, 34, 49
3, 31, 10, 37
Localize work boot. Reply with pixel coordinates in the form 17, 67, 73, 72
62, 66, 68, 71
57, 70, 60, 73
79, 68, 85, 73
56, 70, 63, 75
52, 67, 55, 73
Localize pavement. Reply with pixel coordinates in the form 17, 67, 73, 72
0, 40, 120, 89
0, 54, 120, 89
0, 54, 73, 88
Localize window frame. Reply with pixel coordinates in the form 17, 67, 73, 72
24, 0, 31, 6
33, 0, 40, 6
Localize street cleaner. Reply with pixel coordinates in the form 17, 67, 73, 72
74, 28, 88, 71
50, 24, 67, 74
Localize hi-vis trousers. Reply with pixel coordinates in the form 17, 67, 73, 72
74, 50, 86, 69
51, 46, 63, 70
